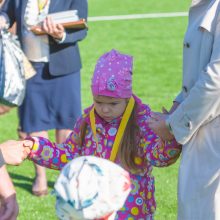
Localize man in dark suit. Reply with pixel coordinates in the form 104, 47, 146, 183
0, 0, 88, 196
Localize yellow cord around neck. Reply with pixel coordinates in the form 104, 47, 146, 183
89, 96, 135, 162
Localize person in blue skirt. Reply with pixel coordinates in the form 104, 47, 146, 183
0, 0, 88, 196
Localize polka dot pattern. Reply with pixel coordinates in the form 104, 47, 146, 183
91, 49, 133, 98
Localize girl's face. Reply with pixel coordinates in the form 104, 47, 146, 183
93, 95, 128, 122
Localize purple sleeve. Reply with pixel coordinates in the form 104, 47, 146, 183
138, 105, 182, 167
28, 116, 84, 170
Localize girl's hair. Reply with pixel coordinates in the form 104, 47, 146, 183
118, 102, 140, 171
79, 101, 140, 172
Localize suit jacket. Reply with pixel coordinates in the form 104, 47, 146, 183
0, 0, 88, 75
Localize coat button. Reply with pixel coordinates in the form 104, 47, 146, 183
184, 42, 190, 48
185, 121, 192, 129
183, 86, 188, 93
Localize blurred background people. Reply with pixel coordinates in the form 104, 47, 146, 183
0, 0, 88, 197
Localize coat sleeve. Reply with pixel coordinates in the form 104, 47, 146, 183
138, 105, 182, 167
174, 91, 184, 104
59, 0, 88, 44
167, 14, 220, 145
28, 116, 84, 170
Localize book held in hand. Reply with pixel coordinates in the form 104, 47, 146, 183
31, 10, 88, 35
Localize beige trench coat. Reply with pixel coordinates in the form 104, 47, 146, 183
167, 0, 220, 219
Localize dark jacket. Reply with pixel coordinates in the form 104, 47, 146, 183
0, 0, 88, 75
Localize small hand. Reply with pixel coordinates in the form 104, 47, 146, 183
42, 16, 64, 40
0, 194, 19, 220
148, 112, 174, 141
150, 111, 168, 121
22, 140, 34, 153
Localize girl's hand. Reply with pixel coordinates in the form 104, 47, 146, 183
0, 167, 18, 220
22, 140, 34, 155
22, 140, 34, 148
148, 112, 174, 141
42, 16, 64, 40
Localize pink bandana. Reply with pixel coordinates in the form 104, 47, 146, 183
91, 49, 133, 98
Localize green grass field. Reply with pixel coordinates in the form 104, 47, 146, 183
0, 1, 191, 219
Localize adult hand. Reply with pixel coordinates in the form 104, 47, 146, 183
42, 16, 64, 40
148, 112, 174, 141
0, 140, 31, 165
0, 194, 18, 220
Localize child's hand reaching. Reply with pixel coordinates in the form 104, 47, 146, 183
22, 140, 34, 158
22, 140, 34, 149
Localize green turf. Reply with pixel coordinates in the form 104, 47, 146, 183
88, 0, 191, 16
0, 1, 191, 219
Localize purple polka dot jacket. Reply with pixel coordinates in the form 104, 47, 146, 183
28, 95, 181, 219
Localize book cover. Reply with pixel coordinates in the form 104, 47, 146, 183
31, 10, 88, 35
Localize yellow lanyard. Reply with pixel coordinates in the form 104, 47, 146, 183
38, 0, 48, 13
89, 96, 135, 162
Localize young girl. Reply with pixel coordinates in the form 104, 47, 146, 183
24, 49, 181, 219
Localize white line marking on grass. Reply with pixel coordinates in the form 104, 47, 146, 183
88, 12, 188, 22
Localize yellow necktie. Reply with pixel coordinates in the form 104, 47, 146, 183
38, 0, 48, 13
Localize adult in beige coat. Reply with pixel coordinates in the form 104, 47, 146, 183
149, 0, 220, 219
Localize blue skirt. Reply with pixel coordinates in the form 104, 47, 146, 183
18, 62, 82, 133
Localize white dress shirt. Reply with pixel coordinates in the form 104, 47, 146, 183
22, 0, 50, 62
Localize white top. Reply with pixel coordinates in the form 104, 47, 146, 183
22, 0, 50, 62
